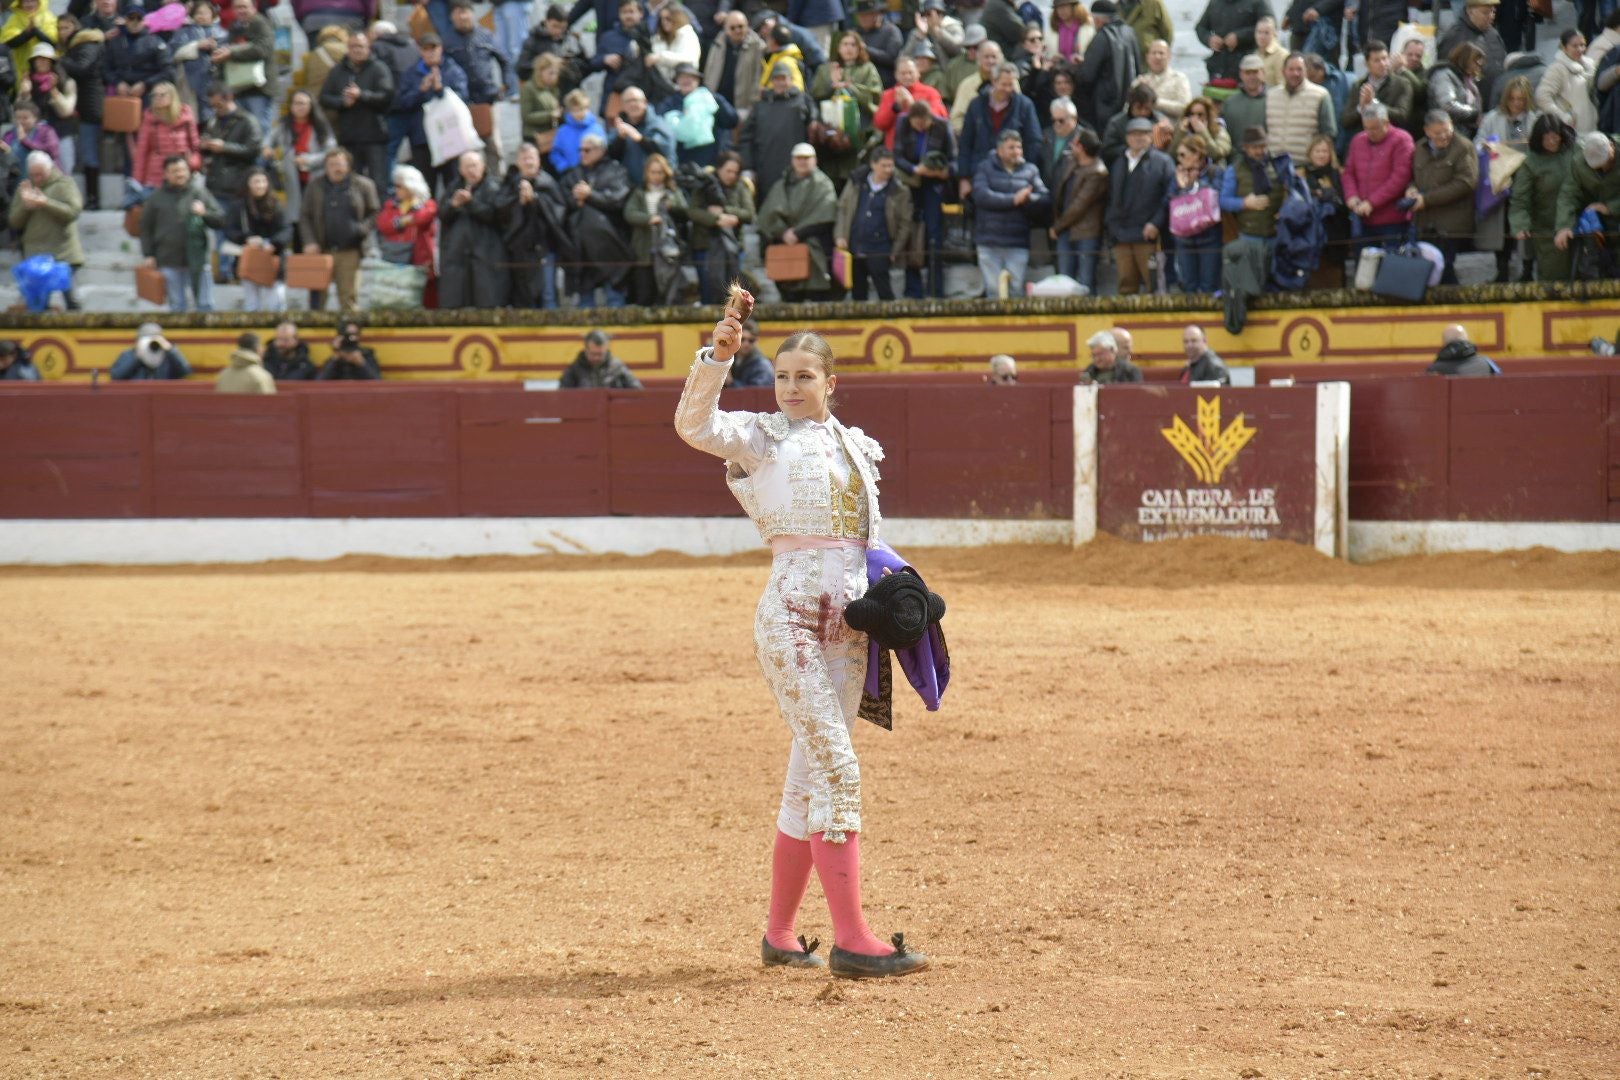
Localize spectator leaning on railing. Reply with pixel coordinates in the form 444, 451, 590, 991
972, 128, 1049, 298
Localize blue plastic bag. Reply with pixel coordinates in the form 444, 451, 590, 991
11, 255, 73, 312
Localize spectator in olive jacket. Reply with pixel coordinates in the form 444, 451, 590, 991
560, 329, 644, 388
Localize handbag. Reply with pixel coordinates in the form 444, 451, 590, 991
224, 59, 267, 92
470, 102, 494, 139
1169, 186, 1220, 238
238, 243, 279, 285
423, 90, 484, 166
124, 204, 143, 238
764, 241, 812, 283
103, 95, 142, 133
135, 265, 166, 305
832, 247, 853, 289
1371, 245, 1431, 301
285, 252, 334, 290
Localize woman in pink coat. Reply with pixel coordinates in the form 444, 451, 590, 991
130, 80, 202, 189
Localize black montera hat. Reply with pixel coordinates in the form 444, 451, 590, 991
844, 569, 946, 651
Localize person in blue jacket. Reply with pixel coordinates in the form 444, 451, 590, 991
393, 33, 470, 190
957, 61, 1042, 192
550, 88, 607, 173
971, 128, 1049, 296
110, 323, 191, 380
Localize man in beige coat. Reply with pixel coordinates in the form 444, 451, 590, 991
216, 332, 277, 395
6, 150, 84, 309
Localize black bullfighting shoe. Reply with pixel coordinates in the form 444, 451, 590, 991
761, 934, 827, 968
828, 933, 930, 980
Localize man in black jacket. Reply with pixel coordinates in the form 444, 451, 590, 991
317, 320, 382, 380
215, 0, 278, 134
1075, 1, 1140, 132
106, 2, 171, 100
504, 142, 570, 308
561, 134, 633, 306
1427, 325, 1499, 376
438, 150, 511, 308
894, 99, 956, 299
1180, 324, 1232, 383
200, 85, 262, 279
367, 17, 421, 173
1435, 0, 1507, 102
319, 31, 397, 192
263, 321, 318, 380
1105, 117, 1173, 294
519, 6, 586, 95
854, 0, 904, 86
1082, 330, 1145, 383
560, 329, 644, 388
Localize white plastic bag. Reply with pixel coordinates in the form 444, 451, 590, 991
424, 90, 484, 167
1353, 247, 1383, 290
359, 257, 427, 309
493, 100, 523, 159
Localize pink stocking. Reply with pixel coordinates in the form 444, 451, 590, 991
810, 831, 894, 957
765, 830, 815, 951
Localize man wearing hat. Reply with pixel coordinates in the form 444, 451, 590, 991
910, 0, 965, 63
1218, 125, 1289, 248
1104, 114, 1173, 294
739, 60, 816, 198
105, 2, 171, 100
904, 38, 948, 94
396, 31, 470, 190
972, 128, 1048, 297
1193, 0, 1271, 83
110, 323, 192, 381
1554, 130, 1620, 259
704, 10, 766, 116
1075, 0, 1139, 132
1221, 54, 1272, 153
668, 62, 721, 166
854, 0, 904, 87
758, 142, 840, 297
944, 24, 988, 103
1435, 0, 1507, 101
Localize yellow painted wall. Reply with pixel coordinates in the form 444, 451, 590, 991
19, 298, 1620, 381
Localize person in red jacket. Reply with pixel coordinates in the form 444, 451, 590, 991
1341, 100, 1415, 251
129, 80, 201, 190
377, 162, 439, 307
872, 55, 946, 149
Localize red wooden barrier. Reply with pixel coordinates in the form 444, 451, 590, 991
1, 376, 1615, 523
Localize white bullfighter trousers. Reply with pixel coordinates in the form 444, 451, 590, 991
755, 545, 870, 844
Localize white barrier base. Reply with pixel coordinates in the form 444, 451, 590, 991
1347, 521, 1620, 562
1, 518, 1615, 567
0, 517, 1072, 566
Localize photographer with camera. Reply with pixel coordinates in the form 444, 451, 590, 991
316, 320, 381, 380
110, 322, 192, 381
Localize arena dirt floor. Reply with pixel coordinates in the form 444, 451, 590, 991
3, 538, 1618, 1079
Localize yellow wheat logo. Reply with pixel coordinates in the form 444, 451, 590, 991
1160, 396, 1257, 484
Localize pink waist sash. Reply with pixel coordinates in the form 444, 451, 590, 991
770, 535, 866, 556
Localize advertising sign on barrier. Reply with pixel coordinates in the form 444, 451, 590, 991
1073, 383, 1350, 557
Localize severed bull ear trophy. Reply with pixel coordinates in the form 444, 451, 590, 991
727, 281, 755, 323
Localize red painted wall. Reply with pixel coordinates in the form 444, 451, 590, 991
1, 375, 1615, 523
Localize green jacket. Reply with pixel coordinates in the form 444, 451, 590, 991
1120, 0, 1173, 59
688, 177, 756, 251
140, 181, 223, 270
1232, 155, 1286, 238
1556, 135, 1620, 232
6, 166, 85, 266
758, 167, 839, 291
1510, 147, 1572, 238
622, 185, 690, 264
520, 80, 560, 143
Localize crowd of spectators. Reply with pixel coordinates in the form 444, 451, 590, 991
0, 0, 1617, 314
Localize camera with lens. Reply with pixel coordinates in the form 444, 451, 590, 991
338, 334, 360, 352
147, 339, 166, 355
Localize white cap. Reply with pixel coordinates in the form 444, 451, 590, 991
790, 142, 816, 157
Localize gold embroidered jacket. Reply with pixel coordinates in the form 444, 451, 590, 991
674, 348, 886, 546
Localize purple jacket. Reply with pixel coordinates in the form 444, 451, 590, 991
858, 541, 950, 730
